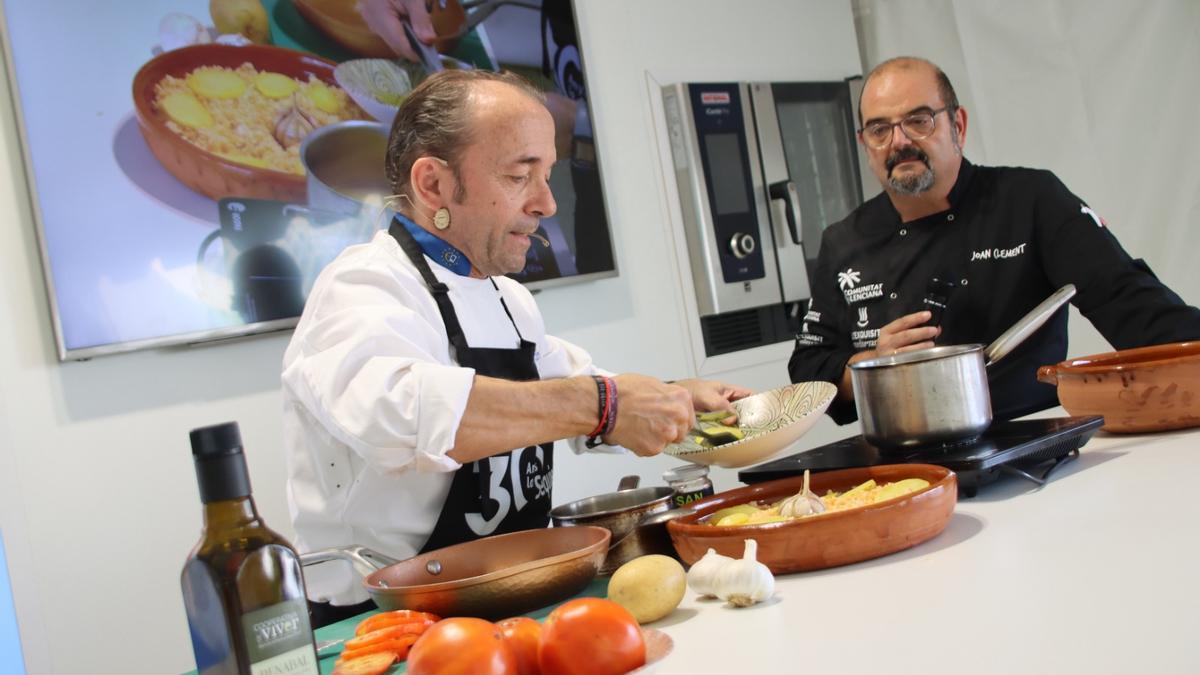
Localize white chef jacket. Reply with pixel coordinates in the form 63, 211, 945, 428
281, 229, 611, 604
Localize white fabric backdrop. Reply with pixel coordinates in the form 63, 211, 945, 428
852, 0, 1200, 356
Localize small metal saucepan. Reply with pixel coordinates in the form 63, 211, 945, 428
550, 476, 692, 575
298, 526, 610, 620
850, 284, 1077, 448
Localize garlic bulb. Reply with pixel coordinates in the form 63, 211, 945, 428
714, 539, 775, 607
686, 547, 734, 598
273, 96, 318, 149
778, 469, 825, 518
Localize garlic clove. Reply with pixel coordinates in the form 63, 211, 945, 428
159, 13, 211, 52
686, 547, 734, 598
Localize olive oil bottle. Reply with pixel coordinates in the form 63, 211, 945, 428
181, 422, 318, 674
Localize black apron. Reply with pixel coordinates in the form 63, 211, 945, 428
388, 220, 554, 553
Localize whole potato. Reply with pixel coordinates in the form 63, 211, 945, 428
210, 0, 271, 44
607, 555, 686, 624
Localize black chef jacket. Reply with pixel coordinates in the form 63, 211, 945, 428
788, 158, 1200, 425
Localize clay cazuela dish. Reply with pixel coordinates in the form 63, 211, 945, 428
667, 464, 957, 574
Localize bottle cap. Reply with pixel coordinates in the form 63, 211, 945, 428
189, 421, 242, 459
189, 421, 251, 503
662, 463, 709, 483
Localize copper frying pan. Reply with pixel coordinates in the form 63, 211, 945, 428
300, 526, 610, 620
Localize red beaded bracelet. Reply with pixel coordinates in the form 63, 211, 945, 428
586, 375, 615, 447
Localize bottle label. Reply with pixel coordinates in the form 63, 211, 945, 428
673, 485, 715, 507
241, 598, 318, 675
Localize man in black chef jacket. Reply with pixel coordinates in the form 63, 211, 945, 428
788, 56, 1200, 424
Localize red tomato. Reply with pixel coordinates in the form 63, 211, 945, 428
407, 617, 518, 675
538, 598, 646, 675
498, 616, 543, 675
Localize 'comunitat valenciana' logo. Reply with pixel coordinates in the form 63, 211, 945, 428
838, 268, 883, 303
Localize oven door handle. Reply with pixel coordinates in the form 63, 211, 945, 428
768, 180, 802, 246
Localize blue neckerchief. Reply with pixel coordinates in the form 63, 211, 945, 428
394, 213, 473, 277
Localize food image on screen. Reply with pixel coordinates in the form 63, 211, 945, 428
153, 63, 366, 174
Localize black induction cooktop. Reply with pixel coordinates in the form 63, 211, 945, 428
738, 416, 1105, 497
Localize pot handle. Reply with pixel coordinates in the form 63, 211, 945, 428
299, 545, 401, 580
610, 507, 696, 547
637, 506, 695, 528
1036, 364, 1059, 385
617, 475, 641, 491
984, 284, 1076, 368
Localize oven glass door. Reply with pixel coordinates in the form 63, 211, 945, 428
768, 81, 864, 266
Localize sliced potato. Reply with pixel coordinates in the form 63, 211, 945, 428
715, 512, 750, 527
872, 478, 930, 503
161, 92, 214, 128
254, 72, 298, 99
186, 69, 247, 99
709, 503, 760, 524
840, 478, 877, 498
304, 81, 340, 113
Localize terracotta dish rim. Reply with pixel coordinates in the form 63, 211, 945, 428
1044, 340, 1200, 375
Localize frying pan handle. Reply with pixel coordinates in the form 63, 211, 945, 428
1036, 364, 1059, 385
299, 545, 402, 580
984, 284, 1076, 368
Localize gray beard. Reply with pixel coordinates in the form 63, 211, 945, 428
888, 166, 935, 195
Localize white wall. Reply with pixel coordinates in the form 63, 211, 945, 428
2, 1, 1196, 673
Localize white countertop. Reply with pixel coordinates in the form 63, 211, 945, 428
651, 414, 1200, 674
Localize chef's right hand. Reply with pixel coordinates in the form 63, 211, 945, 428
359, 0, 435, 62
871, 310, 940, 358
605, 374, 694, 457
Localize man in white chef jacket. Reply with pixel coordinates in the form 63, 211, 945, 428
282, 69, 748, 626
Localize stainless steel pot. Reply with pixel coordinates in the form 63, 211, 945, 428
549, 476, 691, 574
850, 284, 1076, 448
298, 120, 390, 217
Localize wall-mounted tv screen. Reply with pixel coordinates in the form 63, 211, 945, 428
2, 0, 615, 361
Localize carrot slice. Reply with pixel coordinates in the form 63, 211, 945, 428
338, 635, 420, 663
331, 651, 396, 675
345, 622, 433, 651
354, 610, 441, 636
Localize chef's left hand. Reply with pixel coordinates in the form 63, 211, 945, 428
672, 379, 752, 423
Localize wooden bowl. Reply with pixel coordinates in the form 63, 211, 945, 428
666, 464, 956, 574
363, 526, 610, 620
132, 43, 343, 202
1037, 341, 1200, 433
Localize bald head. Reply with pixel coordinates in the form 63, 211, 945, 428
859, 57, 959, 128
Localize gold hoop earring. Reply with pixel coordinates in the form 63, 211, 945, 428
433, 207, 451, 230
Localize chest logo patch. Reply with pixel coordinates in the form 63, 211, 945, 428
856, 306, 869, 328
838, 267, 884, 303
